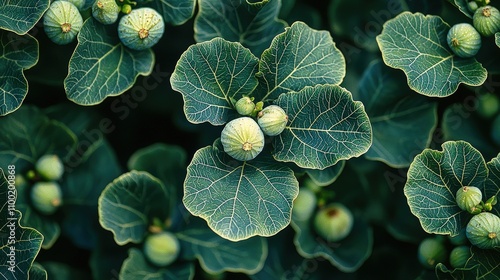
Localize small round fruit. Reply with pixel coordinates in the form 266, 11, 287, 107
473, 5, 500, 37
30, 182, 63, 215
121, 4, 132, 14
456, 186, 483, 213
257, 105, 288, 136
43, 1, 83, 45
143, 231, 180, 267
449, 245, 472, 268
92, 0, 120, 25
235, 96, 256, 116
417, 237, 447, 269
491, 114, 500, 146
35, 154, 65, 181
447, 23, 482, 58
313, 203, 354, 242
468, 1, 479, 13
220, 117, 265, 161
292, 187, 317, 221
477, 92, 500, 119
466, 212, 500, 249
118, 7, 165, 50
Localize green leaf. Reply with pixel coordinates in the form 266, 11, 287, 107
0, 105, 77, 173
291, 217, 373, 273
29, 263, 48, 280
65, 18, 155, 105
272, 84, 372, 170
128, 143, 187, 196
442, 103, 498, 161
448, 0, 473, 18
170, 37, 259, 125
98, 171, 170, 245
194, 0, 287, 56
485, 153, 500, 216
62, 139, 122, 250
127, 143, 187, 222
305, 161, 345, 187
258, 21, 345, 102
0, 31, 38, 116
177, 216, 267, 274
436, 246, 500, 279
496, 32, 500, 48
0, 0, 50, 34
357, 60, 438, 168
404, 141, 488, 236
183, 143, 299, 241
119, 248, 195, 280
376, 12, 487, 97
1, 169, 44, 278
150, 0, 196, 26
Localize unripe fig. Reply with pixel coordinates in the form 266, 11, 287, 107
43, 1, 83, 45
292, 187, 317, 221
121, 4, 132, 14
455, 186, 483, 213
468, 1, 479, 13
466, 212, 500, 249
313, 203, 353, 242
417, 237, 447, 269
491, 114, 500, 146
143, 231, 180, 267
35, 154, 65, 181
235, 96, 256, 116
92, 0, 120, 25
30, 182, 63, 215
257, 105, 288, 136
447, 23, 482, 58
477, 92, 500, 119
473, 5, 500, 37
118, 7, 165, 50
220, 117, 265, 161
449, 245, 472, 268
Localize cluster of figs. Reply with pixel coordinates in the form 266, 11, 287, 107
221, 96, 289, 161
446, 3, 500, 58
42, 0, 165, 50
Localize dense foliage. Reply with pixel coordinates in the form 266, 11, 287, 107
1, 0, 499, 279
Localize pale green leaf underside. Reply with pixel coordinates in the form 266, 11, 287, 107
65, 18, 154, 105
0, 31, 38, 116
0, 0, 49, 34
273, 84, 372, 170
170, 37, 259, 125
358, 60, 438, 168
178, 217, 267, 274
98, 171, 169, 245
119, 248, 195, 280
194, 0, 287, 56
259, 21, 345, 102
1, 170, 44, 279
376, 12, 487, 97
183, 146, 299, 241
404, 141, 488, 236
151, 0, 196, 25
